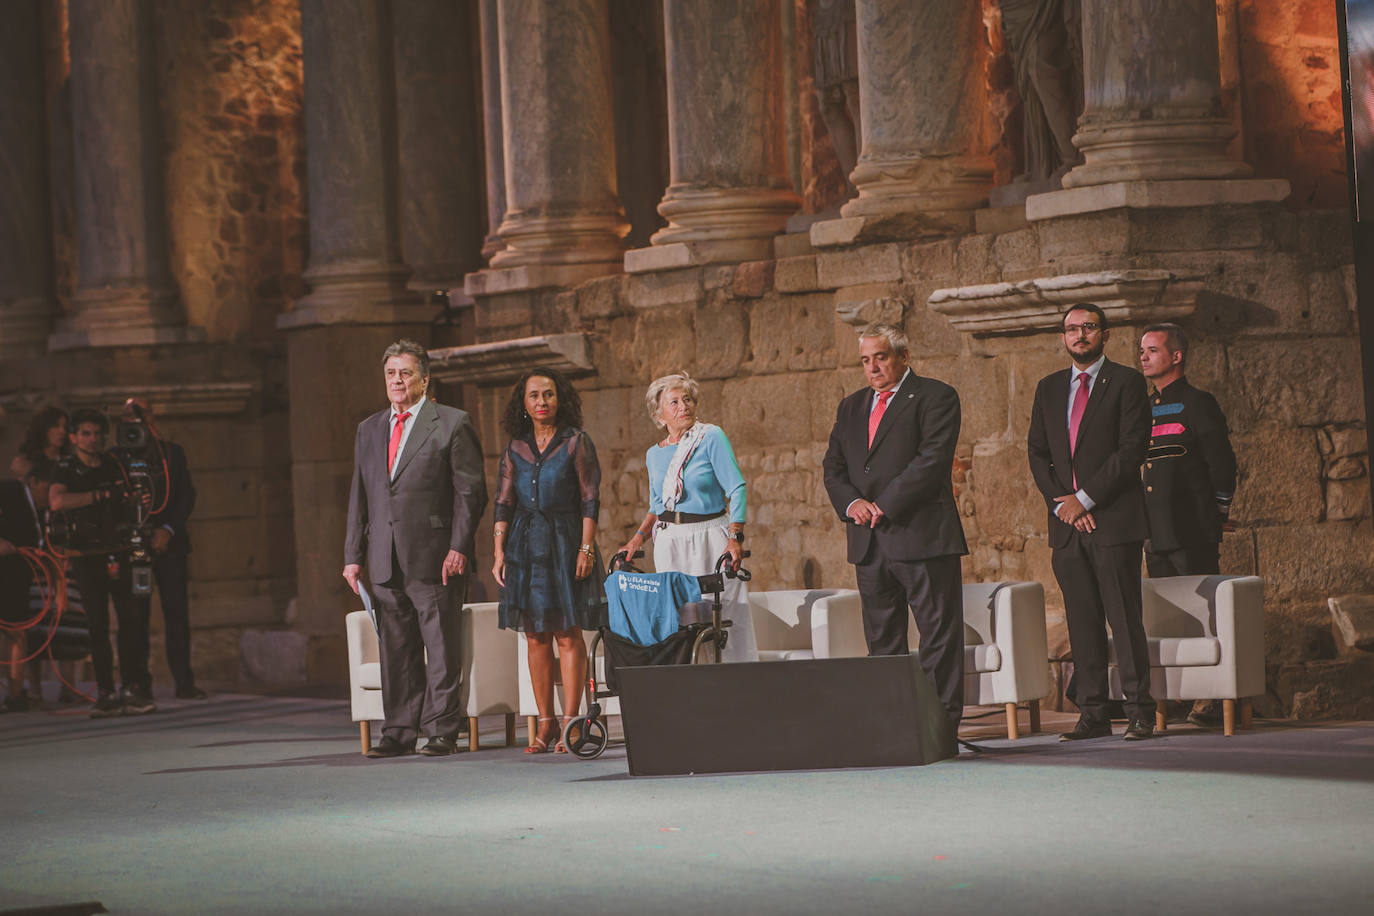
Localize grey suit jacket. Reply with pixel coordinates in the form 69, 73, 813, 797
344, 399, 488, 585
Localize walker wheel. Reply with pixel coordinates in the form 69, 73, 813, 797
563, 715, 608, 760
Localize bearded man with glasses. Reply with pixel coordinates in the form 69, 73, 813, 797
1027, 304, 1155, 742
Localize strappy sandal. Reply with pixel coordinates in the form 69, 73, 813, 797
555, 716, 581, 754
524, 716, 558, 754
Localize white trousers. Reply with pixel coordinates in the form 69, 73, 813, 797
653, 518, 757, 663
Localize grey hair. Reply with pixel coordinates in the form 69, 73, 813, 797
381, 339, 430, 377
645, 372, 701, 429
1142, 322, 1188, 367
858, 322, 910, 356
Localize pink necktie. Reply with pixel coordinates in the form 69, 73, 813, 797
388, 411, 411, 472
868, 390, 893, 447
1068, 372, 1089, 486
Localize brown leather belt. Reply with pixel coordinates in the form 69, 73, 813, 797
657, 510, 726, 524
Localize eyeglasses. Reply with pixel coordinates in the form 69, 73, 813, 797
1063, 322, 1101, 336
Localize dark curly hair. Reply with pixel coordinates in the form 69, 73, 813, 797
501, 367, 583, 440
20, 406, 69, 461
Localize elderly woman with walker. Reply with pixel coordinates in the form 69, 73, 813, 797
615, 373, 757, 663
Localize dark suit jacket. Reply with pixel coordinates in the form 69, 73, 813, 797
1027, 358, 1150, 549
822, 372, 968, 564
1143, 377, 1236, 551
147, 439, 196, 555
344, 398, 487, 585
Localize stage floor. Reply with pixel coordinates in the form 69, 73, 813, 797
1, 692, 1371, 915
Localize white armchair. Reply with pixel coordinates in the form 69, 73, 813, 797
809, 583, 1051, 739
345, 602, 520, 755
1109, 575, 1265, 736
749, 589, 854, 661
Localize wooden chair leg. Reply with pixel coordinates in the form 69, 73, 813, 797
1005, 702, 1019, 740
504, 713, 516, 747
526, 715, 537, 746
359, 721, 371, 756
1223, 698, 1236, 736
1156, 699, 1168, 732
1240, 698, 1253, 730
1028, 699, 1041, 735
468, 717, 480, 752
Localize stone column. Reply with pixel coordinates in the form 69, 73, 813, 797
630, 0, 799, 269
0, 0, 51, 355
55, 0, 192, 349
1062, 0, 1250, 188
282, 1, 434, 671
835, 0, 993, 234
392, 0, 485, 294
478, 0, 506, 263
486, 0, 626, 278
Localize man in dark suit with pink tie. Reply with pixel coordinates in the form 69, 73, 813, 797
343, 339, 487, 758
823, 323, 968, 732
1028, 304, 1155, 742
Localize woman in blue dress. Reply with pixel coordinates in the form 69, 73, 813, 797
492, 368, 606, 753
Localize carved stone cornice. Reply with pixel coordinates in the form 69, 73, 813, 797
63, 382, 258, 417
428, 333, 594, 386
927, 269, 1202, 336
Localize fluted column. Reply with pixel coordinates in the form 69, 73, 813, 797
632, 0, 799, 269
54, 0, 194, 349
0, 0, 51, 356
478, 0, 506, 263
281, 0, 429, 329
1062, 0, 1250, 188
486, 0, 626, 277
837, 0, 993, 231
392, 0, 484, 294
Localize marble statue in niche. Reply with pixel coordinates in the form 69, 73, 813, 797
811, 0, 860, 200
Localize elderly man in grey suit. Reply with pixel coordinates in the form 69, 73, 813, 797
344, 339, 487, 758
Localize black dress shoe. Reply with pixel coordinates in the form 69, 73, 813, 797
1059, 718, 1113, 741
365, 736, 417, 759
1123, 718, 1155, 741
175, 686, 209, 700
419, 734, 459, 756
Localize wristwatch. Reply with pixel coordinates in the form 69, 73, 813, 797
728, 530, 745, 544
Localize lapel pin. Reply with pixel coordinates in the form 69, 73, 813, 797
907, 393, 914, 399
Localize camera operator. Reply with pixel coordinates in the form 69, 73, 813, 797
49, 408, 156, 718
121, 398, 204, 700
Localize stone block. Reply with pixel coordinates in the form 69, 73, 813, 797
1025, 179, 1291, 221
1226, 338, 1366, 427
1219, 528, 1257, 576
808, 371, 850, 442
694, 296, 748, 380
991, 229, 1039, 273
745, 293, 836, 375
974, 205, 1028, 236
1229, 426, 1323, 525
193, 469, 262, 520
1327, 457, 1368, 480
474, 290, 535, 337
589, 317, 641, 389
808, 216, 867, 248
239, 629, 307, 686
1297, 208, 1354, 270
774, 255, 819, 292
1327, 426, 1368, 458
718, 374, 813, 450
191, 515, 297, 582
814, 243, 902, 289
1035, 213, 1129, 265
579, 387, 639, 455
633, 307, 697, 379
1327, 477, 1371, 521
1277, 655, 1374, 720
732, 260, 774, 299
1255, 519, 1374, 602
904, 300, 963, 360
1130, 207, 1267, 253
968, 442, 1042, 541
703, 265, 736, 291
941, 356, 1009, 444
773, 231, 816, 259
833, 282, 906, 330
626, 268, 703, 309
1305, 268, 1355, 335
575, 275, 625, 319
1328, 593, 1374, 651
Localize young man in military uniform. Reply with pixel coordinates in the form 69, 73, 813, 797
1139, 323, 1238, 726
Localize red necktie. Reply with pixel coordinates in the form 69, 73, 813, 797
868, 390, 893, 447
1068, 372, 1090, 486
388, 411, 411, 473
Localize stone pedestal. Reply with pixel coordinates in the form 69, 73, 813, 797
393, 0, 485, 294
1062, 0, 1251, 188
0, 0, 51, 356
482, 0, 626, 287
815, 0, 993, 243
284, 0, 428, 330
630, 0, 799, 271
478, 0, 506, 263
55, 0, 198, 350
